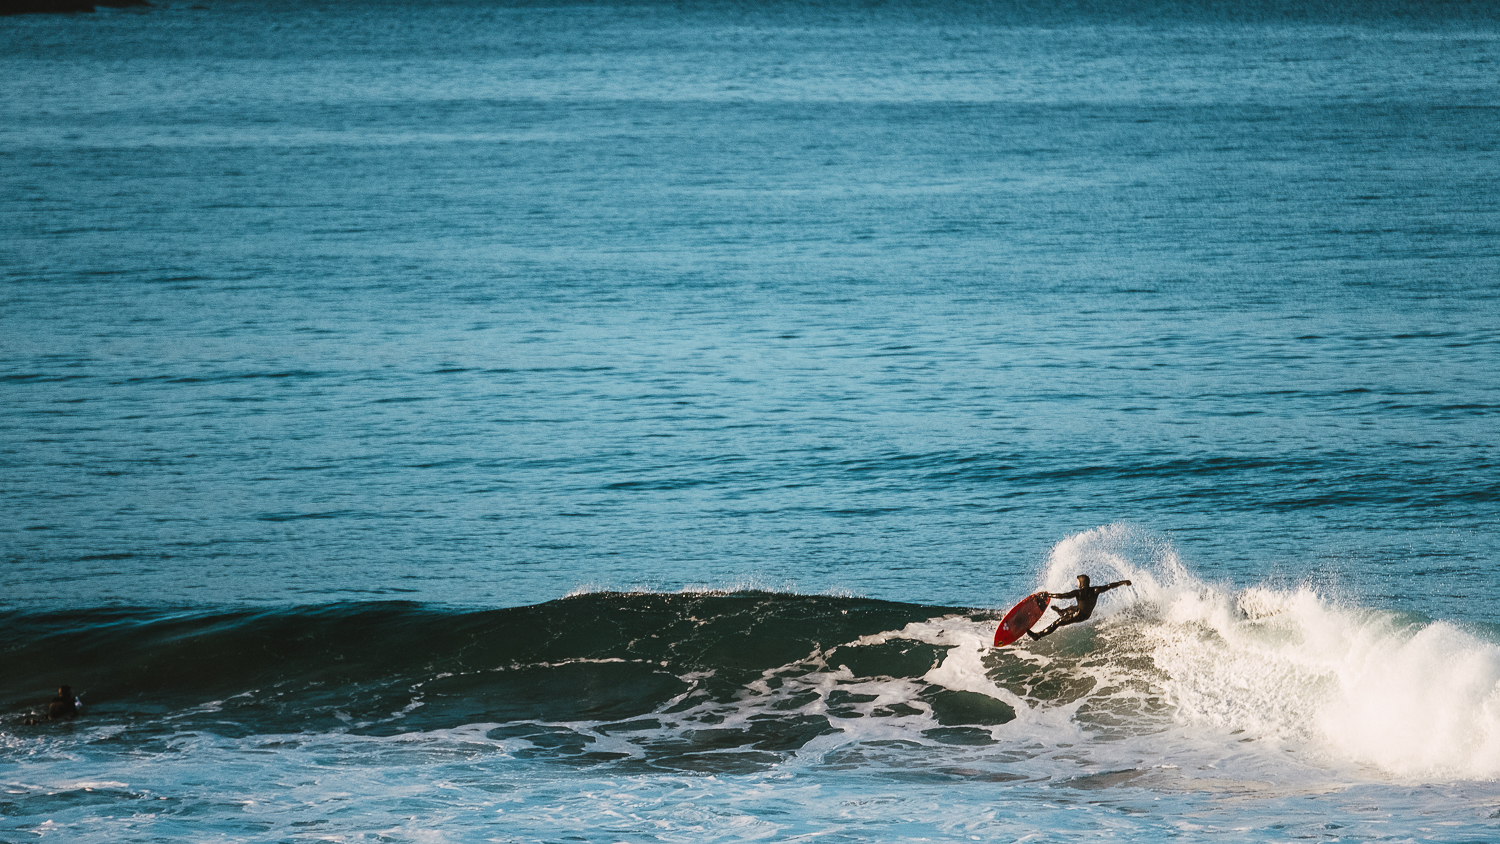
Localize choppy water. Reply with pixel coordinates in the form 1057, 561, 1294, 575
4, 0, 1500, 840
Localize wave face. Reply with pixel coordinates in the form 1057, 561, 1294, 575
3, 594, 998, 767
8, 530, 1499, 782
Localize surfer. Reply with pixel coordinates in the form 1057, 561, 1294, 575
48, 686, 79, 719
22, 686, 80, 725
1027, 575, 1132, 640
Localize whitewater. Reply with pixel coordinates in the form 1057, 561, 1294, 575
6, 0, 1500, 839
6, 527, 1500, 840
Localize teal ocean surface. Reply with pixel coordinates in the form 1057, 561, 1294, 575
4, 0, 1500, 840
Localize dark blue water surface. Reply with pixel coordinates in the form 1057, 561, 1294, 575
6, 1, 1498, 617
4, 2, 1500, 839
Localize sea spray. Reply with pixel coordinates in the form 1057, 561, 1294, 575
1069, 555, 1500, 778
1039, 522, 1188, 601
1152, 587, 1500, 779
1032, 524, 1500, 779
1318, 617, 1500, 779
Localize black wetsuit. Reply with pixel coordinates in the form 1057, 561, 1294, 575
47, 688, 78, 720
23, 687, 78, 725
1028, 580, 1131, 639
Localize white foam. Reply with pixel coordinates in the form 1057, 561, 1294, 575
1044, 524, 1500, 780
1040, 521, 1187, 601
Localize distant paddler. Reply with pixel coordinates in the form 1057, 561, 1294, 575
1026, 574, 1131, 640
21, 685, 81, 725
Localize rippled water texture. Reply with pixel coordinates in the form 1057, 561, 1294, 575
5, 1, 1498, 614
3, 0, 1500, 839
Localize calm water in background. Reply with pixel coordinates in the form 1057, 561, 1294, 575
3, 1, 1500, 840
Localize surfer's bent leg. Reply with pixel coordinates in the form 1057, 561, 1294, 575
1028, 607, 1079, 640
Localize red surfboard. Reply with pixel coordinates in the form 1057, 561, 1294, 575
994, 592, 1051, 646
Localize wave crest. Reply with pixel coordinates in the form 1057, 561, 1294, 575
6, 530, 1499, 781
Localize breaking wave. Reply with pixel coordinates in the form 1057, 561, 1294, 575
5, 526, 1498, 781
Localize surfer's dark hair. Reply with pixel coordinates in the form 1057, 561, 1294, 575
1077, 574, 1090, 584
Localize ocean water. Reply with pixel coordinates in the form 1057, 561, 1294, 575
4, 0, 1500, 840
